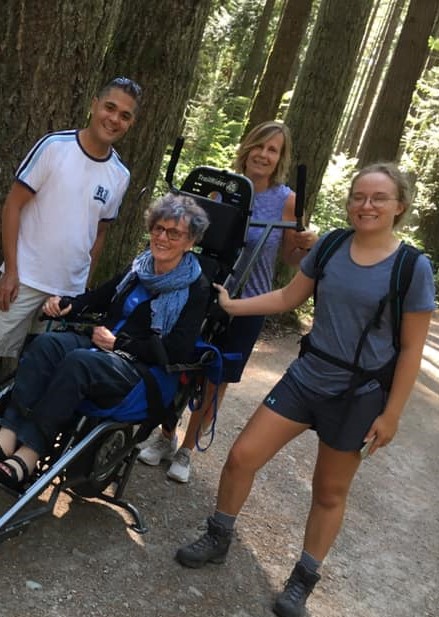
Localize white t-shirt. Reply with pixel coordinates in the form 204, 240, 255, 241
13, 130, 130, 296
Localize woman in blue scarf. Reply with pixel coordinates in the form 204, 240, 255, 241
0, 193, 210, 490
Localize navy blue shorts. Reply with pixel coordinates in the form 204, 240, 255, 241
263, 371, 387, 451
217, 315, 265, 383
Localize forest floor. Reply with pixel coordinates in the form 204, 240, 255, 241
0, 314, 438, 617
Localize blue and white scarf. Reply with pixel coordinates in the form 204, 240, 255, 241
115, 249, 201, 336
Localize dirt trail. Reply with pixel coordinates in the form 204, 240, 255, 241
0, 315, 438, 617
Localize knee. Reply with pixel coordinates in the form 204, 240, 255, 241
224, 440, 258, 475
56, 349, 93, 382
312, 482, 348, 510
62, 348, 90, 369
24, 332, 59, 359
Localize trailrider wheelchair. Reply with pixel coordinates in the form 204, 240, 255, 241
0, 141, 255, 545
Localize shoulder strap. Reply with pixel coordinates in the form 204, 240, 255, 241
313, 228, 354, 305
389, 243, 421, 349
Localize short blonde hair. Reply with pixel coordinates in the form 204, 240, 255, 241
349, 162, 412, 227
234, 121, 292, 186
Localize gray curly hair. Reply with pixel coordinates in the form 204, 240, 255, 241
145, 193, 210, 243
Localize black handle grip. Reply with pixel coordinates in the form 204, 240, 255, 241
165, 137, 185, 189
295, 164, 307, 232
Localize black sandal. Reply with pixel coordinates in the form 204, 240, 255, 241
0, 455, 30, 490
0, 445, 6, 461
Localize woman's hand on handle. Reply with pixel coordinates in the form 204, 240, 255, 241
42, 296, 72, 318
212, 283, 233, 313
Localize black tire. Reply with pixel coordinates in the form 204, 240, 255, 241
67, 425, 133, 498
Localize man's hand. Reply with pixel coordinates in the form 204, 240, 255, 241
0, 271, 20, 311
92, 326, 116, 351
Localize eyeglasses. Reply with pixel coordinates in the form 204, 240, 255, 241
348, 194, 399, 208
150, 224, 188, 241
110, 77, 142, 99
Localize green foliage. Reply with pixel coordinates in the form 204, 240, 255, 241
401, 64, 439, 271
311, 153, 357, 233
155, 105, 246, 198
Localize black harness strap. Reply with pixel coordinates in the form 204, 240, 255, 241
313, 228, 354, 306
300, 230, 421, 396
389, 243, 421, 350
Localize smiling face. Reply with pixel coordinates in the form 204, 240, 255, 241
149, 217, 195, 273
347, 172, 405, 232
87, 87, 137, 150
244, 131, 284, 188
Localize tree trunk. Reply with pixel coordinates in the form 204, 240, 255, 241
284, 0, 374, 220
358, 0, 439, 166
418, 155, 439, 264
233, 0, 277, 100
93, 0, 212, 281
0, 0, 123, 205
335, 0, 386, 153
346, 0, 406, 156
246, 0, 313, 132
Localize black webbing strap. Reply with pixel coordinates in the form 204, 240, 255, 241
389, 243, 421, 349
134, 367, 167, 443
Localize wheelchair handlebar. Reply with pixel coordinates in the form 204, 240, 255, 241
165, 136, 185, 191
39, 312, 106, 325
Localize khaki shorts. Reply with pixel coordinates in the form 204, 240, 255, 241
0, 283, 49, 358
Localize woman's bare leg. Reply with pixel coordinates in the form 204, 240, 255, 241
0, 428, 17, 457
216, 404, 310, 515
2, 445, 40, 480
302, 440, 361, 561
179, 381, 229, 449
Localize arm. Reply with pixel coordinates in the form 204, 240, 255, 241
88, 220, 109, 285
365, 310, 433, 455
43, 270, 127, 319
0, 182, 34, 311
215, 270, 315, 317
280, 192, 318, 266
114, 276, 211, 365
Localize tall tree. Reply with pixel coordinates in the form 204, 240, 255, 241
233, 0, 277, 100
246, 0, 313, 132
335, 0, 389, 153
284, 0, 374, 219
0, 0, 123, 206
358, 0, 439, 166
92, 0, 212, 280
345, 0, 406, 156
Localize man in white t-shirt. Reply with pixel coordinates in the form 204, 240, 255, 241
0, 77, 142, 372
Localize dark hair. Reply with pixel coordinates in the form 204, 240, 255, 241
349, 162, 412, 227
234, 121, 292, 185
146, 193, 210, 243
98, 77, 142, 110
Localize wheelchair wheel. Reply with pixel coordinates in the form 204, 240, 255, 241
68, 425, 133, 498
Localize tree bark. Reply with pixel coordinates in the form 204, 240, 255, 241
358, 0, 439, 166
335, 0, 385, 153
233, 0, 277, 100
246, 0, 313, 132
345, 0, 406, 156
284, 0, 374, 219
0, 0, 123, 205
92, 0, 212, 281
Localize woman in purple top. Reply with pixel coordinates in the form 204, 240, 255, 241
139, 121, 317, 482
